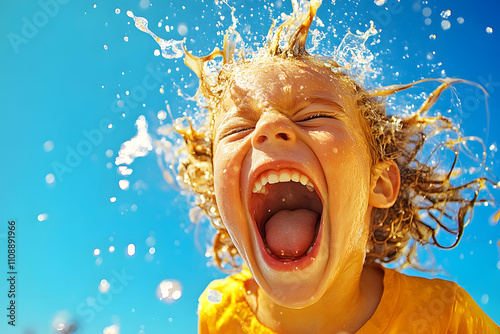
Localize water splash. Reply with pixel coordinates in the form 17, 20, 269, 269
156, 280, 183, 303
334, 21, 378, 85
115, 115, 153, 166
126, 10, 184, 59
440, 10, 452, 19
117, 166, 133, 176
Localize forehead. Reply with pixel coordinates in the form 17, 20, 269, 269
218, 58, 356, 120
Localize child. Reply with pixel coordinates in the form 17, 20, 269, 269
172, 1, 500, 333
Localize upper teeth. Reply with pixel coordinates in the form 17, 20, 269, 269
252, 169, 315, 194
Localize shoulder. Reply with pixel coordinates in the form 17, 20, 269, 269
198, 270, 251, 314
381, 268, 499, 333
198, 270, 256, 333
391, 268, 459, 306
371, 268, 458, 333
446, 284, 500, 333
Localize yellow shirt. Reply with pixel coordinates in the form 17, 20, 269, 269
198, 267, 499, 333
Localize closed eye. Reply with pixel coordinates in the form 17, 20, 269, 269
296, 113, 337, 122
221, 127, 254, 139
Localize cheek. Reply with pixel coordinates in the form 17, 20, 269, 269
320, 128, 372, 227
213, 145, 252, 261
310, 131, 340, 156
213, 143, 246, 215
213, 146, 242, 193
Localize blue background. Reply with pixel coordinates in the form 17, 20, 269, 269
1, 0, 499, 333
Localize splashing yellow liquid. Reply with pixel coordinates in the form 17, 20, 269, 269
122, 0, 500, 271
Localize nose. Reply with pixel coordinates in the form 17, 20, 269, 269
251, 112, 296, 148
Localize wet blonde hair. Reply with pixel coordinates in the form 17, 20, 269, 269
174, 2, 497, 270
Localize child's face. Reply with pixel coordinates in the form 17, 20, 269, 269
212, 58, 376, 307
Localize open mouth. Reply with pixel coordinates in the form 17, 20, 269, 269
249, 168, 323, 263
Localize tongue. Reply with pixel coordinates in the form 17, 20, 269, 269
265, 209, 319, 259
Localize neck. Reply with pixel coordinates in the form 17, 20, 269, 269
247, 264, 384, 334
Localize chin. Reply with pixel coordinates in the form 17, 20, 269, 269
264, 279, 325, 308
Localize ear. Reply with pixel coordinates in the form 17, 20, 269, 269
369, 160, 400, 209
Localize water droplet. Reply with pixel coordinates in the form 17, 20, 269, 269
422, 7, 432, 17
123, 36, 129, 42
115, 8, 121, 14
486, 27, 493, 34
429, 34, 437, 40
127, 243, 136, 256
109, 246, 115, 253
110, 197, 117, 203
93, 248, 101, 256
103, 44, 108, 50
374, 0, 386, 6
99, 279, 110, 293
457, 17, 464, 24
178, 23, 188, 36
103, 324, 120, 334
207, 289, 222, 303
119, 179, 130, 190
481, 294, 489, 305
45, 173, 55, 184
146, 236, 156, 247
37, 213, 48, 222
43, 140, 54, 152
441, 20, 451, 30
424, 18, 431, 25
157, 110, 167, 120
51, 312, 76, 333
